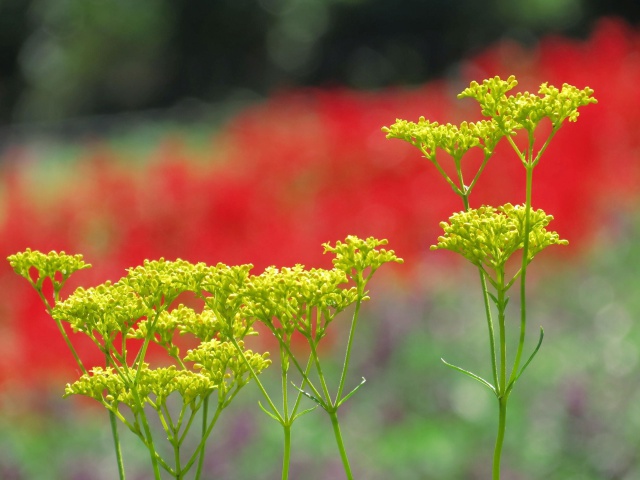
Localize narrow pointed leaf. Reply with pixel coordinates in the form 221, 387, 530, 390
257, 401, 282, 423
291, 405, 318, 421
487, 292, 498, 305
337, 377, 366, 407
441, 358, 496, 395
507, 327, 544, 395
291, 382, 327, 411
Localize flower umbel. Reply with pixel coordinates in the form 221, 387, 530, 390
184, 339, 271, 398
382, 118, 504, 159
241, 265, 358, 341
323, 236, 403, 291
458, 75, 597, 134
54, 282, 148, 348
200, 263, 255, 339
8, 249, 91, 293
382, 116, 503, 200
432, 204, 568, 277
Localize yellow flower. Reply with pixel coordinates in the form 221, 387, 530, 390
431, 204, 568, 272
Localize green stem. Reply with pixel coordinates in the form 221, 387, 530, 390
106, 348, 161, 479
178, 400, 201, 447
104, 353, 127, 480
281, 347, 289, 414
282, 424, 291, 480
454, 153, 466, 196
336, 292, 363, 402
39, 287, 88, 375
508, 126, 558, 385
52, 316, 87, 374
493, 397, 507, 480
496, 269, 508, 395
173, 422, 182, 479
508, 164, 533, 387
270, 328, 325, 404
467, 151, 492, 194
130, 309, 167, 478
290, 355, 315, 417
493, 268, 509, 480
229, 337, 283, 422
189, 400, 226, 478
328, 410, 354, 480
195, 394, 210, 479
479, 270, 499, 389
531, 126, 561, 168
139, 408, 162, 479
310, 339, 333, 404
109, 409, 126, 480
45, 287, 127, 480
309, 334, 354, 479
461, 192, 498, 389
281, 346, 291, 480
422, 150, 463, 197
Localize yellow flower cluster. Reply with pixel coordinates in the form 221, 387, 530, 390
64, 364, 219, 410
323, 235, 403, 287
8, 234, 397, 410
7, 249, 90, 291
122, 258, 208, 308
9, 250, 268, 410
53, 282, 148, 341
457, 75, 597, 132
199, 263, 254, 338
382, 118, 503, 160
241, 265, 358, 341
184, 339, 271, 398
431, 203, 568, 272
382, 75, 596, 176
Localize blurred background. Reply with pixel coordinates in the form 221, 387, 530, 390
0, 0, 639, 478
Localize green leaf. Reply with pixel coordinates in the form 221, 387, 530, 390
291, 382, 327, 411
441, 358, 496, 395
257, 401, 282, 423
487, 292, 498, 305
291, 405, 318, 422
337, 377, 366, 407
506, 327, 544, 395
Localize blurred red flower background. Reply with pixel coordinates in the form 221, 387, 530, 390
0, 17, 636, 388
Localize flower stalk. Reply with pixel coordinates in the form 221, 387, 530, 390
384, 74, 596, 478
239, 237, 402, 479
8, 235, 400, 479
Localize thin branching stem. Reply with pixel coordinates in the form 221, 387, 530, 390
329, 410, 354, 480
335, 287, 364, 402
461, 192, 499, 391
